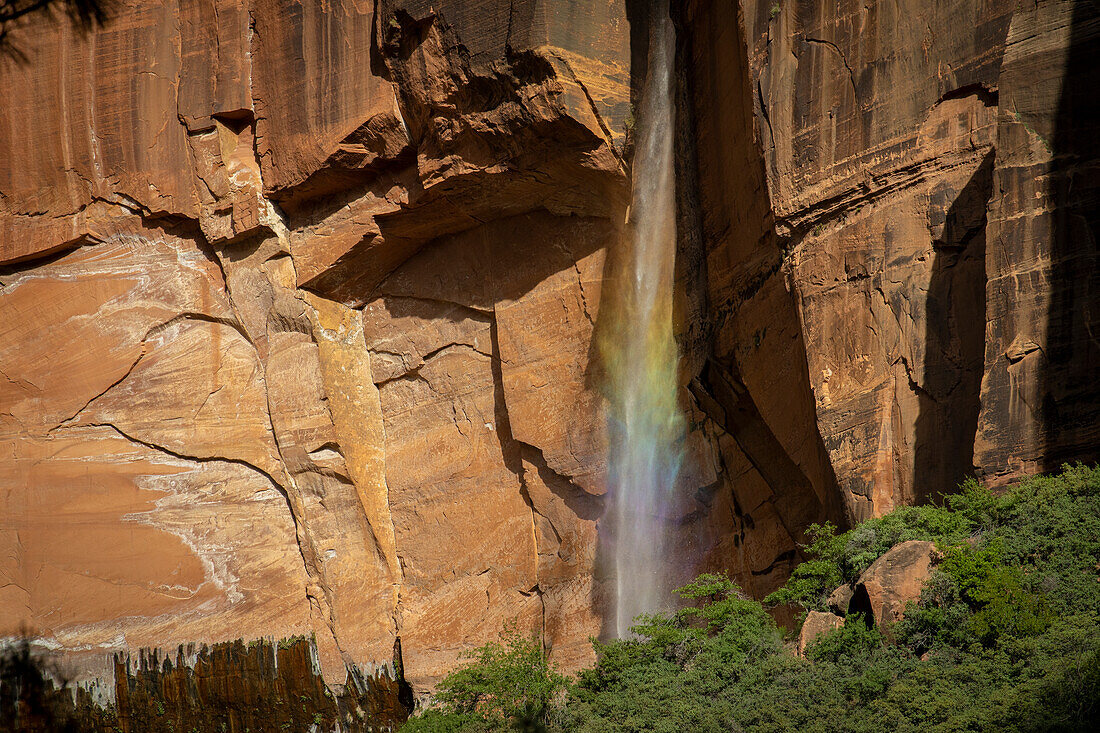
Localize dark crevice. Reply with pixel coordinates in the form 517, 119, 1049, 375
517, 441, 604, 523
896, 354, 939, 405
67, 421, 287, 496
804, 37, 858, 99
47, 311, 255, 434
372, 343, 489, 390
391, 636, 415, 715
749, 548, 797, 577
934, 82, 999, 109
485, 316, 548, 640
849, 584, 875, 627
689, 359, 839, 537
47, 347, 146, 434
143, 310, 254, 348
371, 292, 494, 318
756, 79, 775, 152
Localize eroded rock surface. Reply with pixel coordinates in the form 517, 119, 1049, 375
677, 0, 1099, 539
0, 0, 1096, 719
1, 0, 631, 701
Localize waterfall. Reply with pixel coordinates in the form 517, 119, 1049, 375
605, 3, 685, 638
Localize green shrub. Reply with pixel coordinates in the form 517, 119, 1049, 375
763, 523, 844, 611
766, 502, 973, 612
402, 626, 566, 733
565, 574, 783, 733
805, 614, 885, 664
895, 570, 975, 651
839, 504, 970, 578
411, 465, 1100, 733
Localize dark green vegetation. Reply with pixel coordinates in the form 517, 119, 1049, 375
403, 626, 569, 733
0, 636, 411, 732
1, 636, 90, 732
405, 464, 1100, 732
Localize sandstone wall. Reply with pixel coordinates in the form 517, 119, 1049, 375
1, 0, 1097, 712
0, 0, 634, 696
676, 0, 1099, 533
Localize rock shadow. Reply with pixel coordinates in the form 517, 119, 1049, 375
1041, 1, 1100, 470
913, 150, 993, 501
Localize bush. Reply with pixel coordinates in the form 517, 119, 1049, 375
765, 503, 973, 613
0, 637, 86, 733
411, 465, 1100, 733
763, 523, 844, 611
402, 625, 566, 733
804, 614, 885, 664
565, 574, 781, 733
895, 570, 975, 651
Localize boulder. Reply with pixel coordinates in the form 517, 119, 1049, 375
827, 584, 855, 616
850, 540, 940, 629
798, 611, 845, 656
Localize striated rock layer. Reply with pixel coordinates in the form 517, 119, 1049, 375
0, 0, 1097, 718
1, 0, 632, 702
676, 0, 1098, 548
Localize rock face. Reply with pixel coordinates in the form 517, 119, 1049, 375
0, 0, 632, 701
677, 0, 1100, 530
827, 584, 855, 617
0, 0, 1096, 717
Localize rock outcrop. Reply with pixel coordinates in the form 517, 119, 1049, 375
797, 610, 844, 656
0, 0, 1096, 721
677, 0, 1100, 531
848, 540, 939, 629
804, 539, 938, 649
827, 583, 855, 617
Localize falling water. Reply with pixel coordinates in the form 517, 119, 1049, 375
605, 3, 685, 638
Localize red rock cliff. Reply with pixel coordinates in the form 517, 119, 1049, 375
0, 0, 1096, 709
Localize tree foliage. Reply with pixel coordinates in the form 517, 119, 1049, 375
406, 465, 1100, 732
402, 625, 567, 733
0, 636, 86, 732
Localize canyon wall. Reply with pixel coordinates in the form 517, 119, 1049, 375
677, 0, 1099, 532
0, 0, 1097, 722
0, 0, 632, 703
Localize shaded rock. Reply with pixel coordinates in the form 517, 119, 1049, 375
827, 584, 855, 616
977, 0, 1100, 481
798, 611, 845, 656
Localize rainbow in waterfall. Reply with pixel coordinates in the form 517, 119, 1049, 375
603, 3, 686, 638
